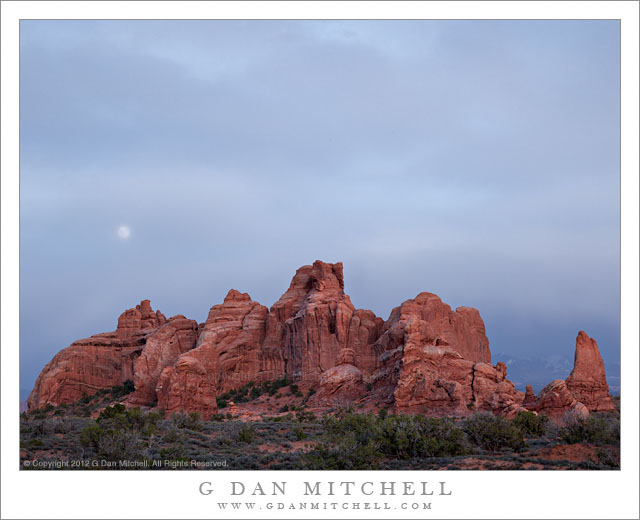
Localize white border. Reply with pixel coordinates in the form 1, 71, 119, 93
2, 2, 638, 519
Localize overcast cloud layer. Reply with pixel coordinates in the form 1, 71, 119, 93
20, 20, 620, 395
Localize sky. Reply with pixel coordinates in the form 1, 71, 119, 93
19, 20, 620, 396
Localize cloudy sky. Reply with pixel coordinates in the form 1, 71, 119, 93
20, 20, 620, 395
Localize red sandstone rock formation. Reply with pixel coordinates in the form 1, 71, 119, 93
155, 356, 217, 418
393, 344, 475, 414
27, 300, 183, 410
28, 262, 611, 423
471, 361, 525, 415
156, 290, 268, 419
127, 316, 199, 406
376, 292, 491, 364
529, 379, 589, 420
565, 331, 615, 412
371, 292, 514, 415
262, 261, 383, 384
529, 379, 584, 419
116, 299, 166, 339
311, 347, 367, 406
523, 385, 536, 409
523, 331, 616, 419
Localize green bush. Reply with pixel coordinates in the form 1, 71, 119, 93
295, 410, 317, 423
302, 388, 316, 404
160, 443, 187, 461
513, 411, 549, 437
80, 405, 162, 462
303, 410, 470, 470
463, 412, 525, 452
378, 415, 469, 459
558, 414, 619, 446
110, 380, 135, 399
162, 426, 184, 443
216, 376, 295, 406
171, 411, 203, 431
238, 424, 256, 444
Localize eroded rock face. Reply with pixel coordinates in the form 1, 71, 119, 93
373, 293, 490, 373
312, 347, 368, 405
524, 331, 616, 419
128, 316, 199, 406
156, 356, 217, 419
28, 300, 171, 410
393, 344, 475, 415
374, 294, 511, 415
530, 379, 579, 418
565, 331, 615, 412
263, 261, 383, 384
523, 385, 536, 409
27, 344, 141, 410
116, 299, 166, 340
391, 341, 523, 416
28, 262, 611, 422
471, 361, 525, 414
155, 290, 268, 419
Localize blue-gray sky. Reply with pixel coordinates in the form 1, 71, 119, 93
20, 20, 620, 396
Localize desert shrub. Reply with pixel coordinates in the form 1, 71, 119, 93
160, 443, 187, 461
171, 411, 203, 431
558, 414, 619, 446
238, 424, 256, 443
162, 426, 184, 443
463, 412, 525, 452
51, 417, 76, 434
279, 404, 289, 413
295, 410, 317, 423
378, 415, 469, 459
377, 407, 388, 419
28, 438, 44, 448
596, 447, 620, 468
80, 425, 144, 462
216, 376, 294, 406
302, 388, 316, 404
294, 426, 307, 440
30, 419, 49, 437
79, 405, 162, 461
513, 411, 550, 437
304, 432, 382, 469
110, 380, 135, 399
303, 410, 469, 470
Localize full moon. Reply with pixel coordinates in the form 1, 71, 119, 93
117, 225, 132, 239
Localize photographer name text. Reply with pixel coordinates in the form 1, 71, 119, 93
199, 480, 452, 497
